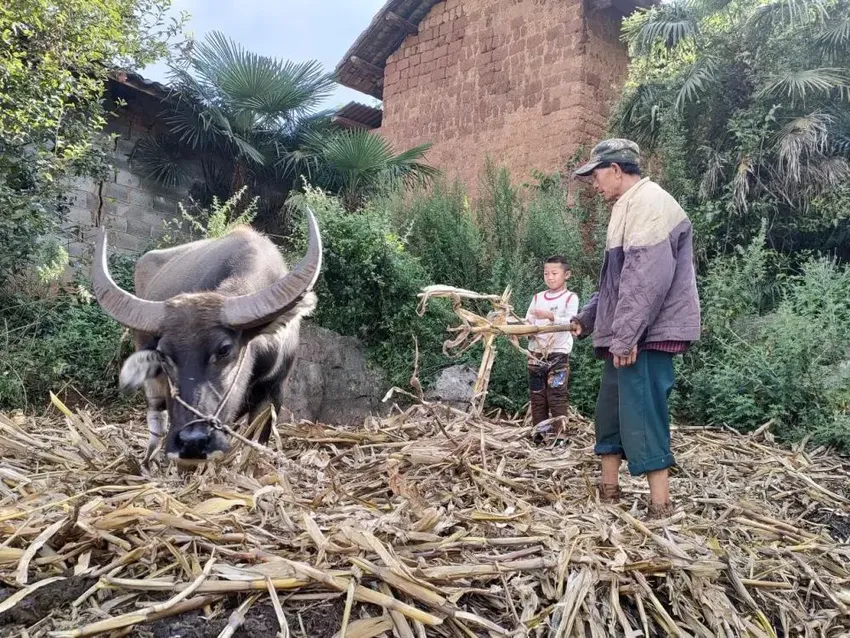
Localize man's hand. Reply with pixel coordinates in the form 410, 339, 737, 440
532, 309, 554, 321
613, 346, 638, 368
570, 320, 582, 336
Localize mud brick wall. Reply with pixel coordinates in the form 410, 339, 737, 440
378, 0, 632, 195
62, 108, 189, 261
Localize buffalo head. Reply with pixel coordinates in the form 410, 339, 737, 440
91, 210, 322, 464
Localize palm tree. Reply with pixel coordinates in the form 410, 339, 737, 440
299, 128, 441, 212
612, 0, 850, 258
133, 32, 440, 225
132, 31, 335, 226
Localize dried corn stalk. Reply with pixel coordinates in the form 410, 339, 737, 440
0, 376, 849, 637
417, 284, 578, 413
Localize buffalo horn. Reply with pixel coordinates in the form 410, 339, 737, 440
91, 226, 166, 334
221, 206, 323, 330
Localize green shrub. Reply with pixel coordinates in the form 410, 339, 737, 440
287, 185, 462, 389
673, 231, 850, 449
388, 179, 485, 289
0, 257, 136, 410
0, 0, 182, 286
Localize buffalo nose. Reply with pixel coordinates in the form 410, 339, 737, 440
176, 424, 212, 459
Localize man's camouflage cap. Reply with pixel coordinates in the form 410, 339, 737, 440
573, 138, 641, 176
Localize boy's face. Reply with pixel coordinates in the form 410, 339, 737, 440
543, 263, 570, 290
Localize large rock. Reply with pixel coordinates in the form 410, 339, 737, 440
425, 364, 478, 411
283, 324, 388, 425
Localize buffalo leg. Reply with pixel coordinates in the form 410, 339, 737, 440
142, 374, 169, 464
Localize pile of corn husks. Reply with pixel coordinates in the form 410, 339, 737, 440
1, 397, 849, 637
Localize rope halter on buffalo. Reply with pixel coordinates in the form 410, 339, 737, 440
416, 285, 579, 416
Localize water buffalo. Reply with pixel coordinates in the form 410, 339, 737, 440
91, 209, 322, 465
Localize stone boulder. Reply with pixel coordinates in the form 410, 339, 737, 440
424, 364, 478, 411
282, 323, 389, 426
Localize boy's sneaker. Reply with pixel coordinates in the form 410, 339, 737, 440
531, 422, 567, 446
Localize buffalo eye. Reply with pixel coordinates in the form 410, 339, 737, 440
214, 342, 233, 361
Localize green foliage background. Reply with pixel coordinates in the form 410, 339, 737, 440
0, 0, 848, 455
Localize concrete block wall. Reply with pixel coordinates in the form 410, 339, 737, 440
379, 0, 633, 195
62, 110, 189, 262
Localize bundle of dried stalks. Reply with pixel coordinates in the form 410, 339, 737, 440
1, 393, 849, 637
416, 285, 578, 414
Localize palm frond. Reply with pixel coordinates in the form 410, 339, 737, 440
731, 157, 756, 213
816, 14, 850, 61
319, 130, 396, 173
758, 68, 850, 104
190, 31, 335, 119
801, 156, 850, 193
698, 146, 729, 200
274, 127, 337, 182
828, 108, 850, 156
161, 99, 217, 151
313, 130, 440, 209
276, 146, 322, 182
775, 112, 832, 186
748, 0, 829, 31
382, 142, 442, 188
130, 134, 190, 189
614, 83, 666, 148
833, 135, 850, 155
674, 55, 722, 113
279, 110, 337, 145
227, 134, 268, 166
685, 0, 736, 16
622, 3, 699, 55
167, 66, 219, 111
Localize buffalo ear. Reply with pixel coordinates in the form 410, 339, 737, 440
119, 350, 162, 393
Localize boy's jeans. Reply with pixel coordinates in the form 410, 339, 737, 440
528, 352, 570, 427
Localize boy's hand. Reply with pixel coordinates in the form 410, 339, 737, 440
532, 309, 554, 321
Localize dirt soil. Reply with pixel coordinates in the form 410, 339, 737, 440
0, 575, 96, 626
807, 508, 850, 542
136, 597, 346, 638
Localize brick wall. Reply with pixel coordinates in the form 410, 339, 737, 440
379, 0, 632, 195
62, 104, 189, 262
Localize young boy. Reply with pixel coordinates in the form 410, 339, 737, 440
525, 255, 579, 443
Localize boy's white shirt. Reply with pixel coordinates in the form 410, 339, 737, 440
525, 288, 580, 355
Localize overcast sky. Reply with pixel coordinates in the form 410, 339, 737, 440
141, 0, 387, 111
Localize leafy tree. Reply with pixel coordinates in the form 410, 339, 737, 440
612, 0, 850, 261
0, 0, 185, 285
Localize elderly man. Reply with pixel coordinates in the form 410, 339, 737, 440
570, 139, 701, 518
